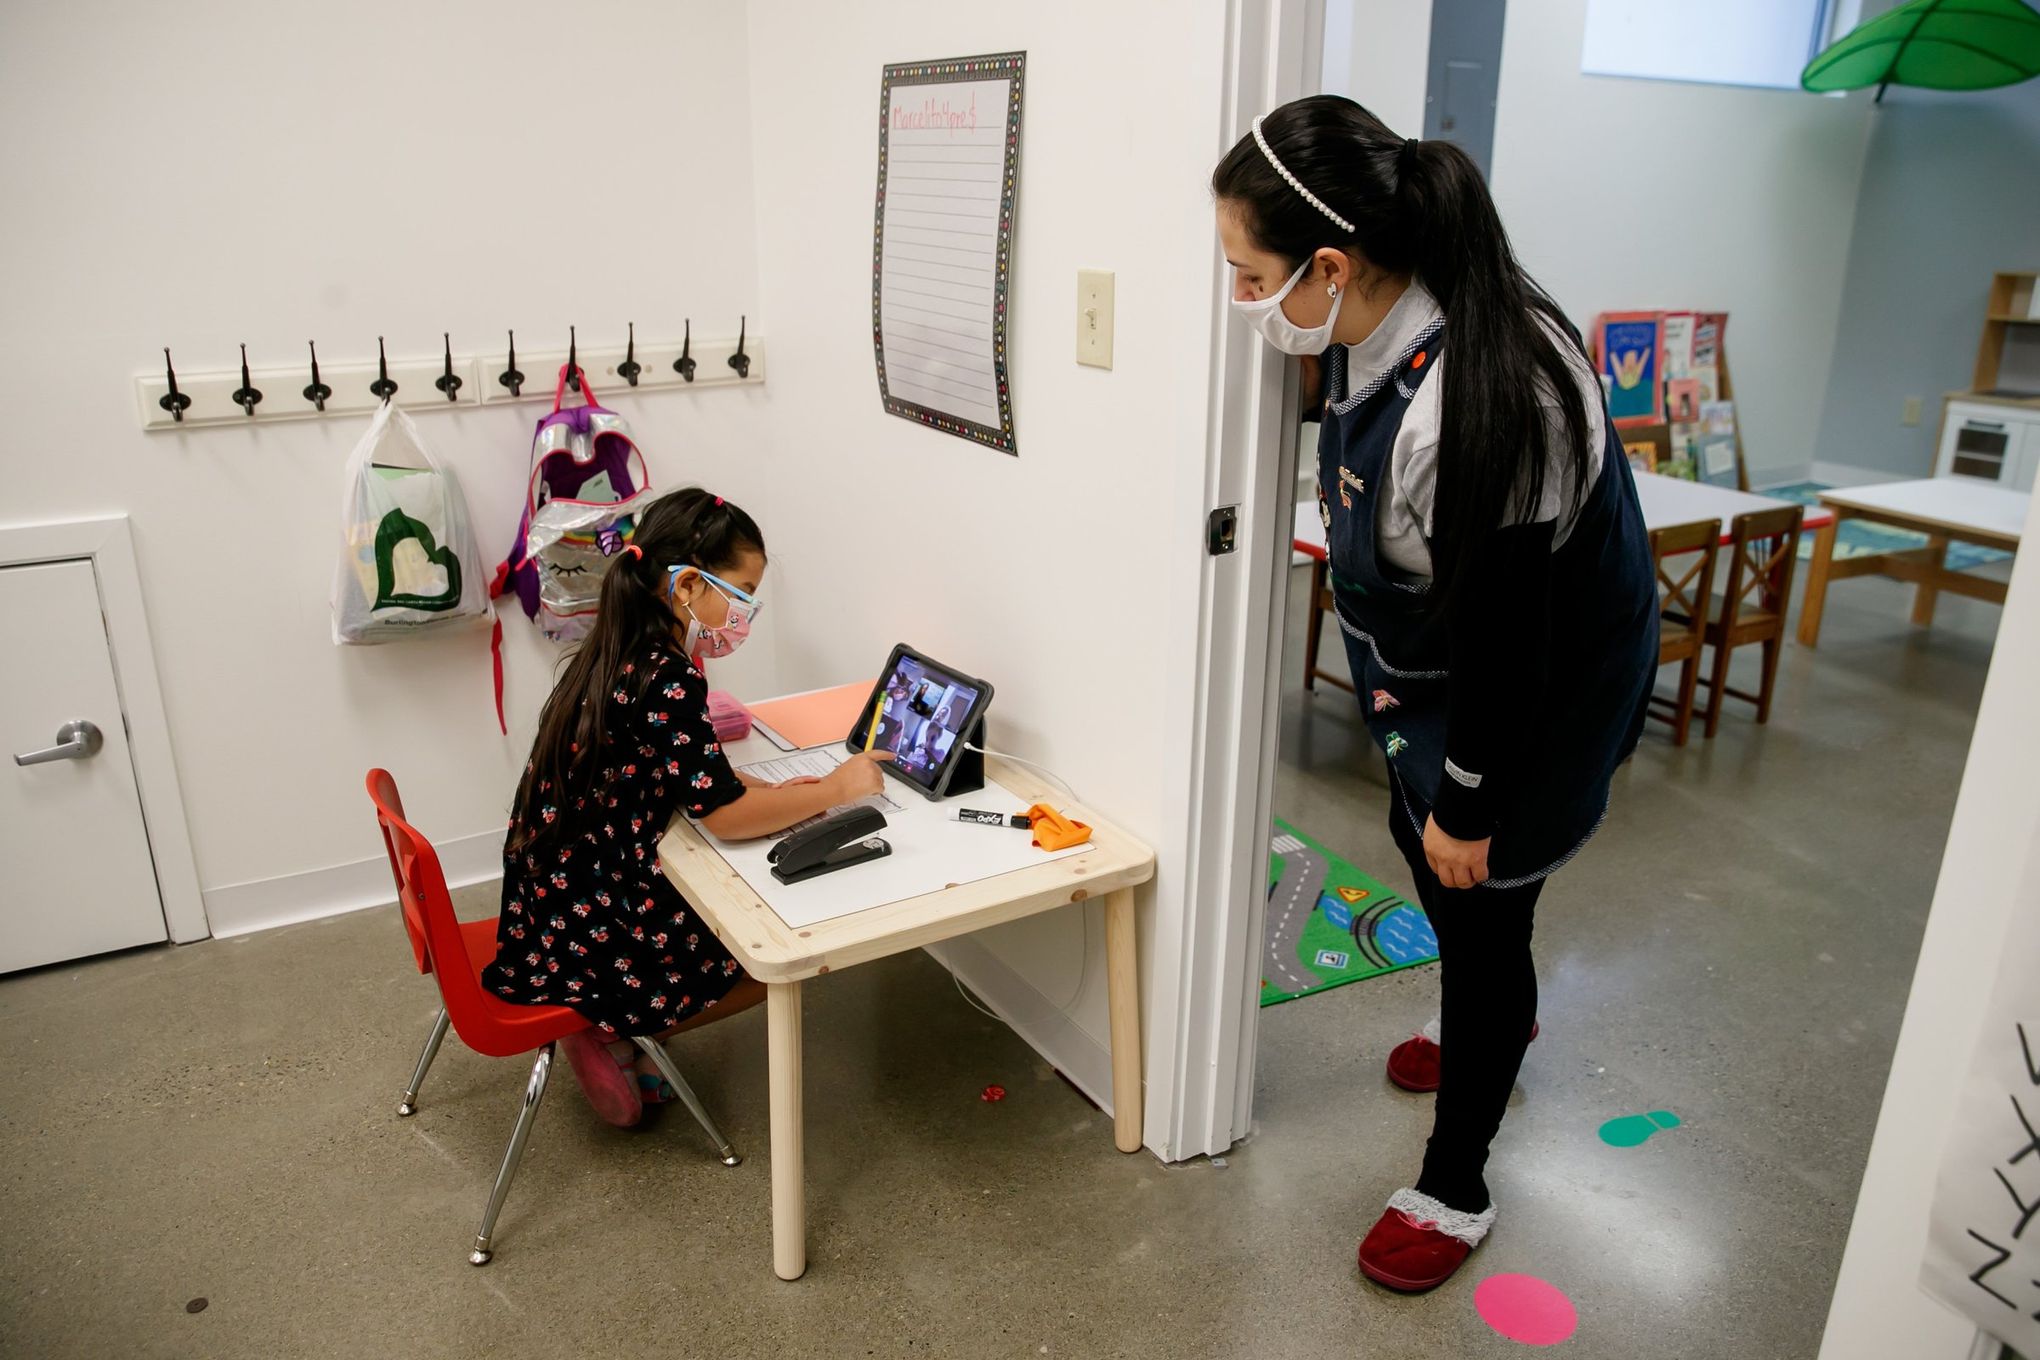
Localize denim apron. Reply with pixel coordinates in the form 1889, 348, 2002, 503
1318, 321, 1657, 887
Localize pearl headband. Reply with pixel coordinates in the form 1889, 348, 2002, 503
1251, 115, 1355, 234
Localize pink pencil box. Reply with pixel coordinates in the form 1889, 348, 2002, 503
705, 691, 752, 744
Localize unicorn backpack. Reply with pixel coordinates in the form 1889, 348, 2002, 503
489, 364, 653, 726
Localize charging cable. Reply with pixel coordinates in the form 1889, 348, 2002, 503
964, 742, 1078, 801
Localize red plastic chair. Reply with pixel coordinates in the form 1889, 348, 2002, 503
367, 769, 740, 1265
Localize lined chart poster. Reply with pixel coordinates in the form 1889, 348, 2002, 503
872, 52, 1024, 455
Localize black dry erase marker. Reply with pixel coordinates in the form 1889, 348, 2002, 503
957, 808, 1031, 829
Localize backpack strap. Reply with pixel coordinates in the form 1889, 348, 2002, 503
552, 362, 603, 413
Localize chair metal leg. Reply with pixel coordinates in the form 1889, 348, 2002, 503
469, 1042, 555, 1266
397, 1007, 451, 1117
633, 1037, 742, 1167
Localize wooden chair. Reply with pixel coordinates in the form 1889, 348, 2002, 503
1700, 505, 1805, 738
1644, 518, 1721, 746
1301, 552, 1355, 696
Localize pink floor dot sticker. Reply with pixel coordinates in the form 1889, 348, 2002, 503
1474, 1273, 1578, 1346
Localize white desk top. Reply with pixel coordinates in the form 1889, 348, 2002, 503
1632, 472, 1834, 537
658, 728, 1156, 983
1820, 478, 2029, 544
691, 735, 1092, 929
1291, 474, 1829, 557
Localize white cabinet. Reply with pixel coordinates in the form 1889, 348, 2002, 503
1935, 399, 2039, 491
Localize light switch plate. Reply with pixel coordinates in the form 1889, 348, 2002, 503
1901, 395, 1922, 427
1077, 269, 1115, 369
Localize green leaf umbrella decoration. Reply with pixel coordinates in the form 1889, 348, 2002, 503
1802, 0, 2040, 100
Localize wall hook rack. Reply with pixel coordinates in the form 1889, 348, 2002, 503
499, 330, 524, 398
159, 349, 191, 423
674, 319, 696, 382
135, 326, 763, 430
435, 333, 463, 402
303, 341, 331, 411
564, 325, 581, 393
369, 337, 398, 402
617, 322, 642, 387
231, 345, 263, 417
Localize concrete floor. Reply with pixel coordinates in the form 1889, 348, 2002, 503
0, 563, 2003, 1359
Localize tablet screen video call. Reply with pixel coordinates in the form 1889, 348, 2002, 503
867, 651, 984, 792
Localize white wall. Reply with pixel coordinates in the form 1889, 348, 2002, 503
742, 0, 1226, 1142
1487, 0, 1874, 481
0, 0, 776, 935
1819, 494, 2040, 1356
1318, 0, 1874, 482
1812, 80, 2040, 480
1322, 0, 1433, 134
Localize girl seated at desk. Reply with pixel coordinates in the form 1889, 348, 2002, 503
486, 487, 891, 1127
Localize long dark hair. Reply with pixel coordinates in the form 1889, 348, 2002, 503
508, 487, 764, 855
1212, 95, 1591, 605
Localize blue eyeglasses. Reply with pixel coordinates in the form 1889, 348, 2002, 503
667, 566, 763, 621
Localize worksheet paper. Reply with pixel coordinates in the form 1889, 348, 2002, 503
872, 52, 1025, 455
700, 750, 1089, 929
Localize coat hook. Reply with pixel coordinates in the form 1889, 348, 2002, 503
231, 344, 263, 417
303, 340, 331, 411
727, 315, 750, 379
617, 321, 641, 387
435, 332, 463, 402
370, 335, 398, 402
499, 330, 524, 397
159, 349, 191, 423
565, 325, 581, 393
673, 319, 696, 383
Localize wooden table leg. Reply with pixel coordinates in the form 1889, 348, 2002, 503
1302, 557, 1326, 692
767, 980, 805, 1281
1797, 518, 1839, 647
1104, 888, 1143, 1154
1911, 534, 1949, 627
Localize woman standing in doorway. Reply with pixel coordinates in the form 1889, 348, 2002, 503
1212, 96, 1656, 1292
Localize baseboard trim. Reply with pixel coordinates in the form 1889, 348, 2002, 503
204, 827, 505, 939
924, 931, 1134, 1148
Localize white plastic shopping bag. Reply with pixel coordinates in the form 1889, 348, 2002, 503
331, 401, 491, 644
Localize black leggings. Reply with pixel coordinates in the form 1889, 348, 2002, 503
1391, 812, 1544, 1215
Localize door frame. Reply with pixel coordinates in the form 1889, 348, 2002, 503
1159, 0, 1320, 1158
1, 516, 207, 944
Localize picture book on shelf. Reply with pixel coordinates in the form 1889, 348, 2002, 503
1593, 311, 1666, 427
1662, 312, 1695, 381
1696, 434, 1740, 487
1667, 379, 1702, 424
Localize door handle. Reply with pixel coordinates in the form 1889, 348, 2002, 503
14, 720, 104, 766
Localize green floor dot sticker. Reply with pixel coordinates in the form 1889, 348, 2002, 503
1599, 1110, 1681, 1147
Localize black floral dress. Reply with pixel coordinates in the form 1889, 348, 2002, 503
487, 641, 749, 1036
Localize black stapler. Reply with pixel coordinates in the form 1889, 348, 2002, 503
768, 807, 893, 885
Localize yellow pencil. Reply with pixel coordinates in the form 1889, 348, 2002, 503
863, 700, 885, 753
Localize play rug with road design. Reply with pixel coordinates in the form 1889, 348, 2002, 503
1262, 818, 1438, 1006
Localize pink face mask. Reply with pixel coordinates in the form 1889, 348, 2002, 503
671, 567, 759, 663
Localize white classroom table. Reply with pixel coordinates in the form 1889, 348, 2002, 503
1797, 478, 2028, 646
1291, 473, 1834, 559
657, 723, 1156, 1281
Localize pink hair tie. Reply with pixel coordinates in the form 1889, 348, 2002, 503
622, 544, 643, 560
714, 496, 725, 507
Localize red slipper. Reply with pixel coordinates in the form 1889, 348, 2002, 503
559, 1028, 642, 1128
1386, 1018, 1540, 1093
1358, 1188, 1497, 1293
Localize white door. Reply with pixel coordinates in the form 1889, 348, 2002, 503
1, 559, 167, 972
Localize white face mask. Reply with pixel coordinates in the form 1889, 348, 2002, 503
1232, 258, 1343, 356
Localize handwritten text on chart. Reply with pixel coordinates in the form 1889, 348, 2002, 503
892, 93, 978, 133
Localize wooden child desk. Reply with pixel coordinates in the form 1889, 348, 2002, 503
657, 731, 1156, 1281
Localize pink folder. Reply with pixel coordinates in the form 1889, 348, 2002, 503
745, 681, 877, 751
